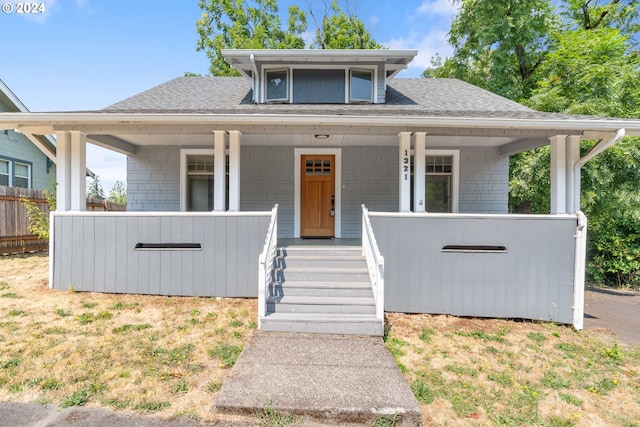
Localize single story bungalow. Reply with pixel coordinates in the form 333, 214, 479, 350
2, 49, 639, 335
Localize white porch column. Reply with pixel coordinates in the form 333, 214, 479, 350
228, 130, 241, 211
398, 132, 411, 212
213, 130, 227, 212
70, 131, 86, 211
413, 132, 426, 212
566, 135, 581, 213
55, 131, 71, 211
549, 135, 567, 214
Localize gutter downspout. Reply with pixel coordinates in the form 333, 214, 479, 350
572, 211, 587, 329
570, 128, 624, 330
250, 54, 259, 103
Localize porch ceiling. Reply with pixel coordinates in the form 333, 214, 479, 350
94, 132, 523, 149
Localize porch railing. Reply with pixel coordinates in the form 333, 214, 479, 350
361, 204, 385, 322
258, 204, 278, 327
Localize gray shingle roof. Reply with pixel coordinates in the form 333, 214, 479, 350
103, 76, 569, 120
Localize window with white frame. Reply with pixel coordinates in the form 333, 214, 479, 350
262, 67, 375, 104
350, 69, 373, 102
185, 154, 214, 212
0, 159, 9, 186
265, 69, 289, 102
425, 155, 453, 213
410, 150, 459, 213
180, 150, 229, 212
14, 162, 31, 188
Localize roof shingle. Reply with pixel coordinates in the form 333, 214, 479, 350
103, 76, 542, 118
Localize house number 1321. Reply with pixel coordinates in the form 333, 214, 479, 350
402, 150, 409, 180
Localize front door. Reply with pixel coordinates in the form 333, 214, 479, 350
301, 155, 335, 237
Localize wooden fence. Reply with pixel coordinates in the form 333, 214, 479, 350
0, 185, 125, 254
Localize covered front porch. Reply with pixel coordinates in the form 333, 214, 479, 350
5, 114, 633, 334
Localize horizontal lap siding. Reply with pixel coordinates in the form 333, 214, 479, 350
370, 215, 577, 324
52, 214, 270, 297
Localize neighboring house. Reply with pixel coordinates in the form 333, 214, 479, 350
0, 79, 56, 190
1, 50, 640, 335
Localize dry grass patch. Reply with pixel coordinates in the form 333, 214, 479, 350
0, 253, 256, 423
386, 312, 640, 427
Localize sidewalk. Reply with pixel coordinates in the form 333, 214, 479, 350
0, 402, 202, 427
213, 331, 422, 426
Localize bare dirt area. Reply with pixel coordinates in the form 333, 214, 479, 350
0, 253, 257, 424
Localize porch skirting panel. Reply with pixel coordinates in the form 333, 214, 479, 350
51, 212, 271, 297
369, 213, 578, 324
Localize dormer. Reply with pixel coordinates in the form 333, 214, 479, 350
222, 49, 417, 104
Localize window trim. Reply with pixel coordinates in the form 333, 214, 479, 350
0, 156, 32, 189
261, 65, 377, 104
349, 68, 374, 103
264, 68, 290, 103
180, 149, 214, 212
426, 149, 459, 213
0, 158, 10, 186
13, 161, 32, 189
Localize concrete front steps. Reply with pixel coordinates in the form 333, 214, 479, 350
260, 246, 384, 336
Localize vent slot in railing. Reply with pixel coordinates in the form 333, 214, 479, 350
442, 245, 507, 253
135, 243, 201, 251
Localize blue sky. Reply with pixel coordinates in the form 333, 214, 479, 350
1, 0, 458, 192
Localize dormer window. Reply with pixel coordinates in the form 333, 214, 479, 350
223, 49, 417, 105
350, 69, 373, 103
266, 69, 288, 102
263, 67, 374, 104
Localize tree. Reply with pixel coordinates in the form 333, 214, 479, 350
195, 0, 381, 76
196, 0, 307, 76
108, 180, 127, 206
308, 0, 382, 49
423, 0, 557, 101
87, 175, 105, 200
429, 0, 640, 287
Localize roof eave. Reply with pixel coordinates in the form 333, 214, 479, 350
1, 112, 639, 136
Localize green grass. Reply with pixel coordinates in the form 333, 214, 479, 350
208, 344, 242, 367
60, 388, 90, 407
112, 323, 151, 334
1, 292, 21, 299
386, 314, 640, 426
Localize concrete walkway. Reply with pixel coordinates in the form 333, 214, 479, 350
212, 330, 422, 426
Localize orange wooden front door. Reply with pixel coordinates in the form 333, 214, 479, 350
301, 155, 335, 237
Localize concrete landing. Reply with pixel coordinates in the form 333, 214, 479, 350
212, 331, 422, 426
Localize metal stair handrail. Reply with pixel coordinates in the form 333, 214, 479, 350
361, 204, 385, 321
258, 204, 278, 327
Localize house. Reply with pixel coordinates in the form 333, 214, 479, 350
1, 49, 639, 335
0, 79, 56, 190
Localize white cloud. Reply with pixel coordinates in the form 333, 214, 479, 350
384, 27, 453, 77
382, 0, 460, 77
417, 0, 458, 16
